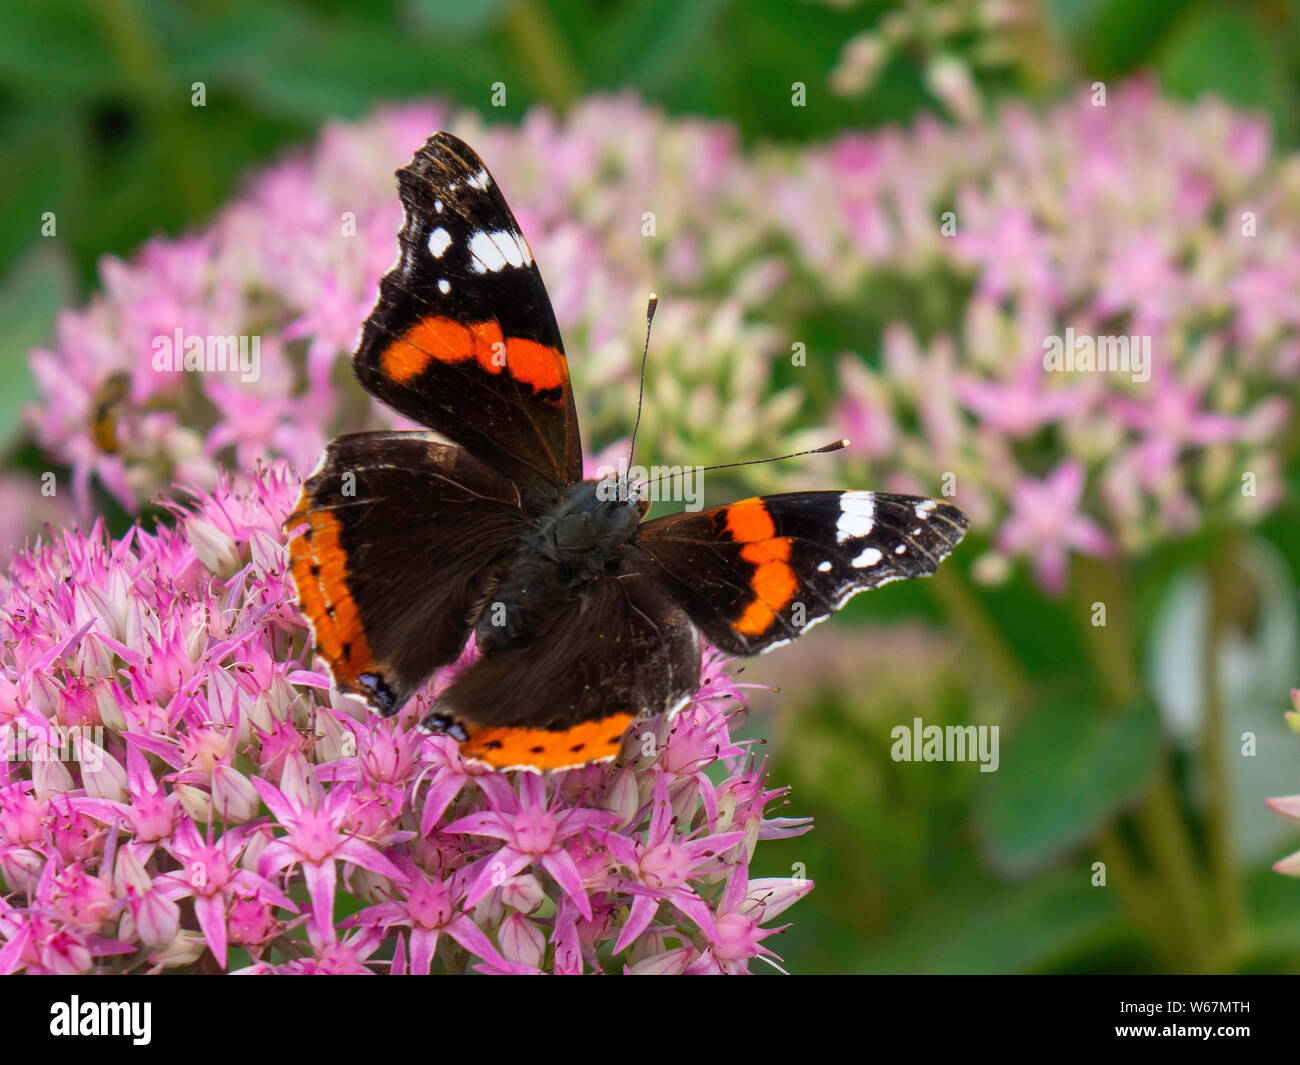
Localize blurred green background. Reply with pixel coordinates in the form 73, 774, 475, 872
3, 0, 1300, 974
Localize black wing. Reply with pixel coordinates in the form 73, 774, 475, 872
287, 431, 528, 715
634, 491, 969, 655
353, 132, 582, 502
423, 573, 702, 772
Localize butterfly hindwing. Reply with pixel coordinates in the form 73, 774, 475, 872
286, 431, 529, 714
634, 491, 969, 655
425, 573, 702, 771
353, 132, 582, 500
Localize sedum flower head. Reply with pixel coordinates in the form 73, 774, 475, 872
0, 465, 812, 973
815, 80, 1298, 592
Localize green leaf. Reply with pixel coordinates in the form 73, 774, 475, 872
242, 20, 507, 121
856, 871, 1126, 974
0, 0, 118, 103
1243, 865, 1300, 972
0, 243, 76, 445
591, 0, 729, 93
1060, 0, 1195, 76
1157, 9, 1295, 137
406, 0, 513, 39
975, 699, 1162, 875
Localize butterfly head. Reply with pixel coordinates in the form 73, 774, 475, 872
567, 476, 645, 552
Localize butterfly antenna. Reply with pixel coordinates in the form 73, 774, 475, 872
627, 293, 658, 471
634, 438, 850, 491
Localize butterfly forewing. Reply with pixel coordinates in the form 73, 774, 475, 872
352, 132, 582, 500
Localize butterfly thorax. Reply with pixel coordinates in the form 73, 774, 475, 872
474, 478, 644, 653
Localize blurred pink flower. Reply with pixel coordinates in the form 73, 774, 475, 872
996, 461, 1111, 595
810, 81, 1296, 585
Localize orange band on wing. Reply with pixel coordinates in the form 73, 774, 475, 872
724, 497, 776, 543
468, 321, 506, 375
379, 316, 566, 394
726, 500, 798, 636
460, 713, 636, 771
503, 337, 566, 391
287, 498, 374, 686
735, 545, 799, 637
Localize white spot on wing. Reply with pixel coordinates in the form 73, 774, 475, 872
894, 544, 907, 554
915, 500, 938, 519
853, 547, 883, 568
467, 169, 490, 191
434, 200, 444, 214
837, 492, 876, 543
467, 229, 533, 273
427, 227, 452, 258
817, 561, 832, 573
438, 279, 451, 294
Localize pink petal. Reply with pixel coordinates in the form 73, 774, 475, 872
335, 838, 407, 881
441, 811, 513, 841
539, 849, 591, 920
302, 860, 338, 939
446, 916, 509, 971
250, 777, 299, 826
614, 893, 659, 954
463, 849, 531, 909
193, 893, 228, 967
419, 772, 468, 836
409, 928, 441, 976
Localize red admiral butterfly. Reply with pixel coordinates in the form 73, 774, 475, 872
287, 132, 968, 771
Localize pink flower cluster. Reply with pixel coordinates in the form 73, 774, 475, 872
0, 465, 811, 974
814, 79, 1297, 592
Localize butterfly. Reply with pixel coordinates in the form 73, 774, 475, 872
286, 132, 969, 772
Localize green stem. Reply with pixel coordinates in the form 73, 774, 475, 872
927, 566, 1032, 711
1134, 772, 1216, 971
1069, 554, 1140, 708
501, 0, 583, 112
1069, 553, 1217, 970
1203, 537, 1246, 965
1095, 825, 1185, 970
